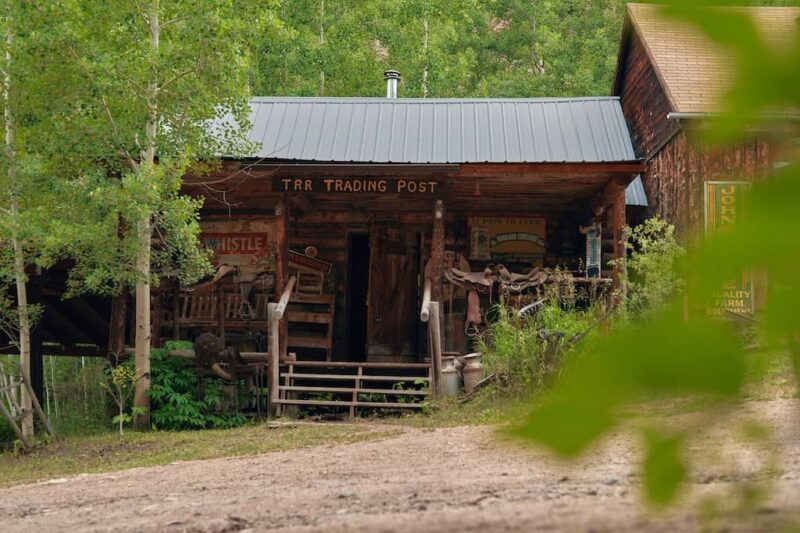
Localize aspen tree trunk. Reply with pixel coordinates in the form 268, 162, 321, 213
422, 18, 429, 98
3, 12, 33, 440
319, 0, 324, 96
132, 0, 159, 430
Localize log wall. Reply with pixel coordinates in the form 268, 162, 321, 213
644, 132, 774, 238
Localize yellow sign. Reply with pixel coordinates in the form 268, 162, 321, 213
468, 216, 546, 265
704, 181, 753, 316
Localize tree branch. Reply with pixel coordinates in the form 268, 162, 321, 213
159, 14, 190, 31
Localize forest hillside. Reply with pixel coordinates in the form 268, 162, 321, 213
250, 0, 796, 99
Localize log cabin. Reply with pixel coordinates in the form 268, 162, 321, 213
168, 88, 645, 369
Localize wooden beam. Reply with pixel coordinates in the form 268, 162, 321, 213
275, 200, 289, 358
107, 292, 127, 362
28, 277, 44, 404
604, 178, 627, 294
431, 200, 445, 303
459, 162, 645, 176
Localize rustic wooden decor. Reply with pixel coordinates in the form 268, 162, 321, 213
468, 215, 546, 265
199, 220, 274, 269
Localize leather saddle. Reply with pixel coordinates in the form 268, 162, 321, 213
444, 266, 495, 294
495, 265, 547, 292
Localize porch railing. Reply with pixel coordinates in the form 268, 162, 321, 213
266, 275, 443, 417
420, 278, 443, 400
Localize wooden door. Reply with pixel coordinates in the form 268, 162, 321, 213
367, 224, 420, 359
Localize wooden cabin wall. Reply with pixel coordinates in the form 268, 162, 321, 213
289, 210, 446, 359
644, 132, 774, 238
616, 30, 680, 160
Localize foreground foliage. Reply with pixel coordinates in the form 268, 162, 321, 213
513, 1, 800, 507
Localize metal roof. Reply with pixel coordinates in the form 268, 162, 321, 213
626, 175, 647, 207
241, 97, 637, 164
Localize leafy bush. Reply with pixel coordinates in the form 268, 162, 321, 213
617, 217, 685, 318
149, 341, 246, 430
479, 273, 605, 389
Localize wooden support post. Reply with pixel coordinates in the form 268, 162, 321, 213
108, 216, 130, 361
275, 200, 289, 358
428, 301, 443, 400
431, 200, 445, 303
172, 285, 181, 341
28, 276, 43, 404
217, 283, 226, 342
151, 291, 162, 349
604, 178, 627, 298
267, 302, 280, 418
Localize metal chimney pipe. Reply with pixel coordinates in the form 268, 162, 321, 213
384, 70, 400, 98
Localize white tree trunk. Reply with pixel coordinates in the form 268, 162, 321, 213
132, 0, 159, 430
3, 12, 33, 440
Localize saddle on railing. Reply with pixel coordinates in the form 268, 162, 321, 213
444, 266, 494, 293
495, 265, 548, 293
444, 264, 549, 336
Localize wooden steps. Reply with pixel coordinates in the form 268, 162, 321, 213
275, 359, 432, 416
285, 295, 335, 360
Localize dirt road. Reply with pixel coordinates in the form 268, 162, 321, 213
2, 399, 799, 532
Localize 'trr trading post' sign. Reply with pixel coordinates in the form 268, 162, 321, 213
273, 177, 439, 194
468, 216, 546, 265
705, 181, 753, 316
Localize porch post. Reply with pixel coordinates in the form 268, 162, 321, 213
275, 199, 289, 357
604, 178, 627, 295
431, 200, 445, 303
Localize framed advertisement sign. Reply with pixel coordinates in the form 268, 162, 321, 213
199, 220, 275, 269
467, 216, 546, 265
704, 181, 753, 316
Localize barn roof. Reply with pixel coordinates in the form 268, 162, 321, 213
617, 4, 800, 114
240, 97, 638, 164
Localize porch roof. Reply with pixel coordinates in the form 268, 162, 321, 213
239, 97, 637, 165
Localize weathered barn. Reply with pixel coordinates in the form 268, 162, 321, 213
613, 3, 799, 237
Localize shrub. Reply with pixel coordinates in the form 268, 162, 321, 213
149, 341, 246, 430
617, 217, 685, 318
479, 273, 605, 389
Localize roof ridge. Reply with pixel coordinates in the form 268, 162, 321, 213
249, 96, 623, 103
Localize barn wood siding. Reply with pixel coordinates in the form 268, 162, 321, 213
617, 31, 679, 159
644, 131, 773, 237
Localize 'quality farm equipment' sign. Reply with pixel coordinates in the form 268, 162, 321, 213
705, 181, 753, 317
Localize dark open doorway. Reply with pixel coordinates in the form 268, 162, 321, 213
345, 233, 370, 361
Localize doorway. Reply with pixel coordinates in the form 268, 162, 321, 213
345, 233, 370, 360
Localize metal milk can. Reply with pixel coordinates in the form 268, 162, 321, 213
441, 356, 460, 397
462, 352, 483, 393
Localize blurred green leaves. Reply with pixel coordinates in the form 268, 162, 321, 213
643, 430, 687, 505
514, 1, 800, 506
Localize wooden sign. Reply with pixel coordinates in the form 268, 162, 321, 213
200, 220, 274, 268
468, 216, 546, 265
273, 177, 439, 194
704, 181, 753, 316
289, 249, 332, 274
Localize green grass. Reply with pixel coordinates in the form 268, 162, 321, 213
0, 421, 401, 488
385, 385, 537, 429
